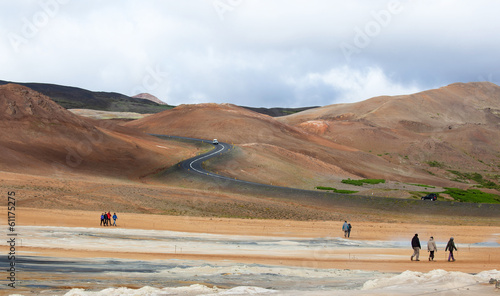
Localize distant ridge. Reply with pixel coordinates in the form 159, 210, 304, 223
132, 93, 167, 105
243, 106, 319, 117
0, 80, 173, 114
0, 80, 318, 117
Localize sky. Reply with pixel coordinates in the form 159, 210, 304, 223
1, 0, 499, 108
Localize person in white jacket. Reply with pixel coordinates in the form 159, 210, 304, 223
427, 236, 437, 261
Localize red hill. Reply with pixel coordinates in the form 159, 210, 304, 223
279, 82, 500, 181
126, 103, 440, 188
0, 84, 192, 179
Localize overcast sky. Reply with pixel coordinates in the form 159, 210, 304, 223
1, 1, 499, 107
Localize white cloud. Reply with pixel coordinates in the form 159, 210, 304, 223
1, 0, 499, 107
302, 66, 422, 103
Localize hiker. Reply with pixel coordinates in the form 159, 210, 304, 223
411, 233, 421, 261
445, 237, 458, 261
112, 213, 117, 226
100, 213, 104, 226
342, 221, 349, 238
107, 212, 111, 225
427, 236, 437, 261
347, 223, 352, 238
103, 211, 108, 226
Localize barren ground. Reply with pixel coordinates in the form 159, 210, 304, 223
3, 207, 500, 275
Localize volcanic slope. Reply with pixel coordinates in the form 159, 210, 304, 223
0, 80, 172, 113
278, 82, 500, 185
132, 93, 167, 105
125, 103, 442, 189
0, 84, 195, 179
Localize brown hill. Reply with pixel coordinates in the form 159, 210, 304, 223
279, 82, 500, 184
125, 103, 443, 189
2, 82, 499, 220
0, 84, 194, 179
125, 103, 340, 146
0, 79, 170, 114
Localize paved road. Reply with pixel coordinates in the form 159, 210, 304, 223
151, 134, 291, 188
150, 134, 500, 217
152, 134, 311, 189
151, 134, 237, 181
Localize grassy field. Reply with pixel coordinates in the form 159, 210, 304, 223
315, 186, 358, 194
442, 188, 500, 204
341, 178, 386, 186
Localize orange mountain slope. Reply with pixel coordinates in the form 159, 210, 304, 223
0, 84, 194, 179
279, 82, 500, 176
126, 103, 445, 188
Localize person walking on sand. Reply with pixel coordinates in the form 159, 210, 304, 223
342, 221, 349, 238
427, 236, 437, 261
445, 237, 457, 261
104, 211, 108, 226
112, 213, 117, 226
100, 213, 104, 226
347, 223, 352, 238
411, 233, 421, 261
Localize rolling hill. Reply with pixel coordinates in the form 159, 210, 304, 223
0, 83, 195, 179
0, 80, 173, 114
0, 80, 316, 117
125, 103, 447, 189
1, 81, 499, 217
278, 82, 500, 188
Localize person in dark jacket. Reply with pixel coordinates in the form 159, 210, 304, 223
445, 237, 457, 261
411, 233, 421, 261
103, 212, 108, 226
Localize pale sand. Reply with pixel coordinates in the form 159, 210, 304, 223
3, 208, 500, 273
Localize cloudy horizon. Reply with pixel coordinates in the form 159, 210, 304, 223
1, 1, 499, 107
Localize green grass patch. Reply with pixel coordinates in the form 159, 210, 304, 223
490, 174, 500, 181
442, 188, 500, 204
426, 160, 445, 168
341, 178, 385, 186
447, 170, 500, 189
315, 186, 358, 194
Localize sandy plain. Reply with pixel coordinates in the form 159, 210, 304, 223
5, 207, 500, 275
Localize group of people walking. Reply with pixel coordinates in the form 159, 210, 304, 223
411, 233, 457, 262
100, 211, 118, 226
340, 222, 459, 262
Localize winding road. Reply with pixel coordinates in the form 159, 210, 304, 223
150, 134, 500, 218
152, 134, 308, 189
151, 134, 238, 181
